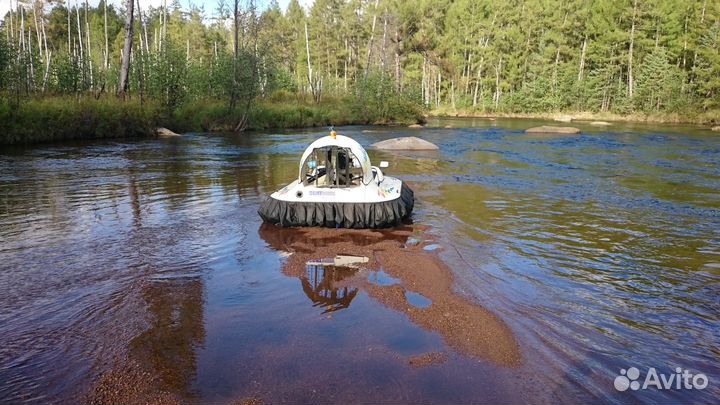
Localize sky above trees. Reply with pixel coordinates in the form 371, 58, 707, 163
0, 0, 314, 20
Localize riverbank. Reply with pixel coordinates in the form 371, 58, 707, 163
428, 107, 720, 126
0, 97, 159, 145
0, 95, 423, 145
170, 93, 422, 133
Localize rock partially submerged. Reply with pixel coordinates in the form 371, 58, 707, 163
408, 123, 424, 128
554, 115, 573, 122
712, 126, 720, 132
371, 136, 439, 150
156, 127, 180, 137
306, 255, 369, 268
590, 121, 612, 126
525, 126, 581, 134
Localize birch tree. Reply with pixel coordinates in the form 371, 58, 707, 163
117, 0, 134, 96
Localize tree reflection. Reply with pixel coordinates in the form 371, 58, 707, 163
129, 277, 205, 399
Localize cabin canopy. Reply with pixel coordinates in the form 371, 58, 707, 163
298, 135, 372, 185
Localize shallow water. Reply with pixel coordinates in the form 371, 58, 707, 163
1, 118, 719, 404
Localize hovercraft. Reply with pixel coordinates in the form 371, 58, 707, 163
258, 131, 414, 228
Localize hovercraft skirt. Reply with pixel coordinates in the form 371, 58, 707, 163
258, 183, 414, 228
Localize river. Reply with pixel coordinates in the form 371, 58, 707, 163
1, 118, 718, 404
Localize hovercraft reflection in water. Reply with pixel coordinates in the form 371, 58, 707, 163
258, 131, 414, 228
302, 263, 360, 313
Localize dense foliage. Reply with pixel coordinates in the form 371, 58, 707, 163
281, 0, 719, 117
0, 0, 719, 139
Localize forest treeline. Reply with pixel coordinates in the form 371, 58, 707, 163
0, 0, 719, 142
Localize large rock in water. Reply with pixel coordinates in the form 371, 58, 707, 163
525, 126, 581, 134
371, 136, 439, 150
712, 126, 720, 132
156, 127, 180, 137
590, 121, 612, 126
554, 115, 574, 122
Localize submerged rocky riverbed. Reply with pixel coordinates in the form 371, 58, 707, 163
1, 118, 718, 404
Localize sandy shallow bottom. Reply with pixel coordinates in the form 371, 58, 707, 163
85, 224, 525, 405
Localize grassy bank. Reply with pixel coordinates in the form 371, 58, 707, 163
429, 106, 720, 126
0, 93, 423, 145
171, 92, 423, 132
0, 97, 160, 144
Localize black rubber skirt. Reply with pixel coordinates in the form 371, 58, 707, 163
258, 183, 414, 228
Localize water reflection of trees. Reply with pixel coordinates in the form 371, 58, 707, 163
129, 277, 205, 399
122, 142, 210, 400
0, 136, 300, 402
0, 135, 301, 229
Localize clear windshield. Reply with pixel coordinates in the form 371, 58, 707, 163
301, 146, 364, 187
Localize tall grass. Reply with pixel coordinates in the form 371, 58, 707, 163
0, 96, 160, 144
172, 93, 422, 133
1, 92, 424, 145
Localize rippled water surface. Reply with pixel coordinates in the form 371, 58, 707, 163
1, 118, 719, 404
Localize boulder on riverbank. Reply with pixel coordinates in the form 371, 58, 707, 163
408, 124, 424, 128
712, 126, 720, 132
590, 121, 612, 126
525, 126, 581, 134
554, 115, 573, 122
371, 136, 439, 150
156, 127, 181, 137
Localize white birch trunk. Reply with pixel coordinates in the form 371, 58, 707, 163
395, 28, 401, 90
628, 0, 637, 98
578, 35, 587, 82
363, 0, 380, 78
40, 4, 49, 67
472, 55, 484, 107
494, 58, 502, 109
85, 0, 93, 86
305, 22, 318, 101
104, 0, 109, 69
380, 11, 387, 72
437, 72, 441, 108
32, 1, 43, 65
75, 0, 84, 84
19, 5, 25, 54
118, 0, 135, 96
451, 79, 455, 109
27, 15, 34, 87
76, 0, 83, 62
67, 0, 71, 53
161, 0, 167, 53
8, 0, 14, 41
421, 56, 426, 106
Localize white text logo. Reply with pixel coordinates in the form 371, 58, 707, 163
614, 367, 709, 392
